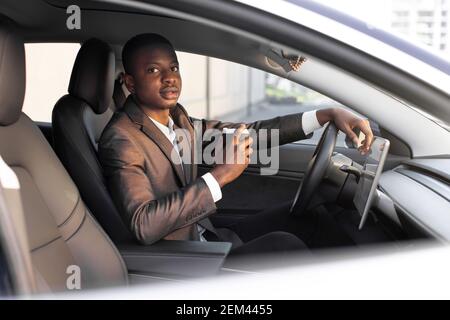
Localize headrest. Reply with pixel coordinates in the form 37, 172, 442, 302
68, 38, 115, 114
0, 20, 25, 126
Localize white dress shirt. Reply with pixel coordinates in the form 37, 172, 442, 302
302, 110, 323, 136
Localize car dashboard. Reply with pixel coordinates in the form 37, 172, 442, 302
376, 158, 450, 242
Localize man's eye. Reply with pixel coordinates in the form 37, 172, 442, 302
148, 67, 159, 73
172, 66, 179, 72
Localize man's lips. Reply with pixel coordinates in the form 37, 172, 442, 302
160, 87, 179, 99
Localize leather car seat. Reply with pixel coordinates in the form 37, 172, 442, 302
52, 38, 132, 243
0, 21, 128, 292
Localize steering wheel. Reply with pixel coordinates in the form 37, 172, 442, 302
290, 122, 338, 214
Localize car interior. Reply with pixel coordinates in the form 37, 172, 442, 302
0, 0, 449, 296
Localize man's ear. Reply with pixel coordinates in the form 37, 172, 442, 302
123, 73, 136, 94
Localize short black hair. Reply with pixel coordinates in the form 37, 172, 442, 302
122, 33, 174, 75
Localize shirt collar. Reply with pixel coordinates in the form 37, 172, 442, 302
148, 115, 176, 142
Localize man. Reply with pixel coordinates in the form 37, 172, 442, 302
99, 33, 373, 255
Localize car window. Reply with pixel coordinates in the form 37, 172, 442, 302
23, 43, 80, 123
177, 51, 359, 148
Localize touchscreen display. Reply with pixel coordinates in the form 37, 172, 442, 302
353, 137, 390, 229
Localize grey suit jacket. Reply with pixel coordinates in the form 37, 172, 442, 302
98, 96, 310, 244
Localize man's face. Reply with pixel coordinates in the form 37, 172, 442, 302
125, 44, 182, 110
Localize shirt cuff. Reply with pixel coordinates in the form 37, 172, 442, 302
302, 110, 324, 136
201, 173, 222, 202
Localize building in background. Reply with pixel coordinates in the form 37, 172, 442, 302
314, 0, 450, 55
391, 0, 450, 52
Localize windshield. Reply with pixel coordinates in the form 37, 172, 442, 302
293, 0, 450, 72
236, 0, 450, 96
294, 0, 450, 93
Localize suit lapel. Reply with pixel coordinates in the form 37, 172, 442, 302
173, 122, 192, 184
170, 104, 197, 184
124, 96, 187, 186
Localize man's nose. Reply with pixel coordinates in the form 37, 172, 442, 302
162, 71, 177, 84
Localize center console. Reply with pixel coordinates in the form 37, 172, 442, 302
118, 240, 232, 283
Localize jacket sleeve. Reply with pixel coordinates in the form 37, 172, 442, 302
98, 126, 217, 245
191, 112, 312, 149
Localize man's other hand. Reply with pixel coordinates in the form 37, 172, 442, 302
210, 124, 253, 188
316, 108, 374, 155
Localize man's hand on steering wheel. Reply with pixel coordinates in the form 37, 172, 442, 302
290, 108, 374, 214
316, 108, 374, 154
